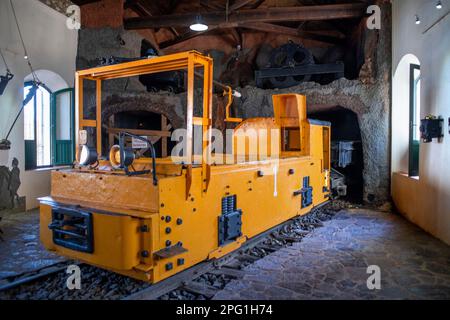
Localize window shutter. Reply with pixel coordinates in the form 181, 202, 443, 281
51, 88, 75, 166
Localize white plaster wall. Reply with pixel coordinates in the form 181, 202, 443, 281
392, 0, 450, 244
0, 0, 78, 209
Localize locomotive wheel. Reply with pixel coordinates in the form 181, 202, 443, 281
268, 42, 314, 88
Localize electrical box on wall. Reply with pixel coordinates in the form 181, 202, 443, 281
420, 116, 443, 143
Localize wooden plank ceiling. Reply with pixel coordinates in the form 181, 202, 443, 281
119, 0, 370, 49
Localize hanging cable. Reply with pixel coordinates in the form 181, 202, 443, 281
9, 0, 41, 85
1, 1, 43, 146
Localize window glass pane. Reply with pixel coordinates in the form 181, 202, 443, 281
413, 78, 421, 141
36, 86, 51, 167
56, 91, 71, 140
23, 86, 35, 140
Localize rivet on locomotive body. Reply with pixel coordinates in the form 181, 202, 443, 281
177, 258, 185, 266
165, 227, 172, 234
289, 169, 295, 175
160, 203, 165, 208
141, 250, 149, 258
257, 170, 264, 177
140, 225, 149, 232
176, 218, 183, 225
165, 240, 172, 247
165, 216, 172, 222
165, 263, 173, 271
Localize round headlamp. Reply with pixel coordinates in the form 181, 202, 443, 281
79, 145, 98, 166
109, 145, 135, 169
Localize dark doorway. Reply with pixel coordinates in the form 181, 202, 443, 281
309, 106, 364, 202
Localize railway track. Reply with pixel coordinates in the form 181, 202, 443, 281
0, 201, 348, 300
0, 261, 81, 292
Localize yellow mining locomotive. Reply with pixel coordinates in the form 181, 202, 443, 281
39, 51, 331, 283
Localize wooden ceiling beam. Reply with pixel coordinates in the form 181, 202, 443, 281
240, 22, 345, 44
159, 21, 343, 49
229, 0, 255, 11
71, 0, 101, 5
158, 27, 220, 49
124, 3, 367, 29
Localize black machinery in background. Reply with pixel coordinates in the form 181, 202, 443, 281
255, 42, 344, 89
330, 140, 363, 200
98, 44, 185, 94
98, 55, 184, 94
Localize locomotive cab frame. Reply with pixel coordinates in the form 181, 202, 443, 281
39, 51, 331, 283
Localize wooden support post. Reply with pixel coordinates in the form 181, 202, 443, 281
161, 115, 168, 158
108, 115, 115, 149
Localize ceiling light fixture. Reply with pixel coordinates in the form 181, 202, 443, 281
436, 1, 443, 9
415, 15, 421, 25
190, 15, 208, 32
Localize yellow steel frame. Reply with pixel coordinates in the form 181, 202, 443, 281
75, 51, 213, 196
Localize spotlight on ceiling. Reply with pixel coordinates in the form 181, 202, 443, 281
436, 1, 443, 9
415, 15, 421, 25
190, 15, 208, 32
79, 145, 98, 166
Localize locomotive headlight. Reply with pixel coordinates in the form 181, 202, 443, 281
79, 145, 98, 166
109, 145, 135, 169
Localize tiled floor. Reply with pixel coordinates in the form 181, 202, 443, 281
213, 209, 450, 300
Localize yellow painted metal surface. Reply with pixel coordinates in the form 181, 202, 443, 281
39, 51, 331, 283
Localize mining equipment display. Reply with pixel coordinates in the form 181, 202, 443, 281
39, 51, 332, 283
